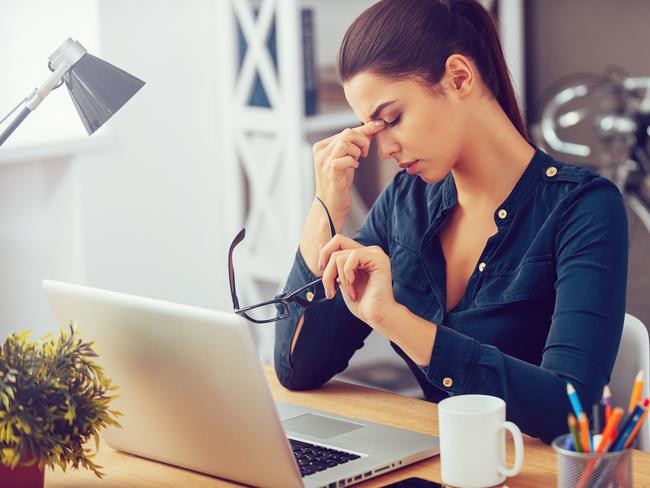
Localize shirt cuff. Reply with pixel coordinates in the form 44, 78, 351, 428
420, 325, 480, 395
279, 246, 326, 302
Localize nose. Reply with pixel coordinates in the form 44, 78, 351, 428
375, 131, 400, 161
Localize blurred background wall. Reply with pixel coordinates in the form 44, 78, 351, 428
0, 0, 227, 341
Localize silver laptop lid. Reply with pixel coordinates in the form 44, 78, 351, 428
43, 280, 303, 488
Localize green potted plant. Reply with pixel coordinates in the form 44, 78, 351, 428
0, 323, 121, 487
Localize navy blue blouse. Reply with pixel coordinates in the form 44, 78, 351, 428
273, 147, 628, 443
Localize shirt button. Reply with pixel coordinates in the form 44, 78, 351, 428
306, 291, 314, 302
497, 209, 508, 219
546, 166, 558, 177
442, 377, 454, 388
478, 262, 486, 272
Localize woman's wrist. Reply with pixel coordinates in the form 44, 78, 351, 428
371, 302, 438, 367
368, 301, 407, 333
313, 196, 349, 234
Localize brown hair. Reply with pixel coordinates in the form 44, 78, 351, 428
337, 0, 528, 140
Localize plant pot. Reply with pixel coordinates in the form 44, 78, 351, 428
0, 462, 45, 488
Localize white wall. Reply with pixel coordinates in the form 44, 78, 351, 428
79, 0, 226, 308
0, 0, 230, 341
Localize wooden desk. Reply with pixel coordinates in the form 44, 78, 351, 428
46, 365, 650, 487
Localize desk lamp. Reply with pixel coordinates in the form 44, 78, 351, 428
0, 38, 145, 146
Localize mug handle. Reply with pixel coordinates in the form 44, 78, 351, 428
498, 421, 524, 477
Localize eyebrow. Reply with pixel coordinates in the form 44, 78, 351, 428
359, 100, 397, 125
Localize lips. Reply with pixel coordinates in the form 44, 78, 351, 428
398, 160, 418, 168
399, 160, 420, 175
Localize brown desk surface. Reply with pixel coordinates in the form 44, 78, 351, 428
46, 364, 650, 487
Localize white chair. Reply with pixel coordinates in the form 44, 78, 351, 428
610, 313, 650, 451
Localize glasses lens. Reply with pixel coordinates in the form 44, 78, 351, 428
243, 302, 285, 322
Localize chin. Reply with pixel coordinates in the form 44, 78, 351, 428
417, 165, 448, 185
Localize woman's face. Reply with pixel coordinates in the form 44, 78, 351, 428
343, 70, 467, 184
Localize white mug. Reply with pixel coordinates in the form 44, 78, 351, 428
438, 394, 524, 488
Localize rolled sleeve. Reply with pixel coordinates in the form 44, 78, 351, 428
420, 325, 480, 395
274, 173, 399, 391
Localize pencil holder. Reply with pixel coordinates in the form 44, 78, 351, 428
552, 434, 632, 488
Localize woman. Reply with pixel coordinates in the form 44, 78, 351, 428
274, 0, 628, 443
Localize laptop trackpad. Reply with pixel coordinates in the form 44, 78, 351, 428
283, 413, 365, 440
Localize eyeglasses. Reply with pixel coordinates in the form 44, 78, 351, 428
228, 197, 338, 323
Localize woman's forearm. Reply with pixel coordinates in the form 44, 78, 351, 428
371, 303, 438, 367
290, 199, 347, 355
299, 198, 347, 276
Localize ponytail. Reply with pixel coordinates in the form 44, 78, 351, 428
454, 0, 528, 140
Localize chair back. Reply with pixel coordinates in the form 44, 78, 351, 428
610, 313, 650, 451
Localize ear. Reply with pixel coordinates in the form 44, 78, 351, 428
443, 54, 474, 99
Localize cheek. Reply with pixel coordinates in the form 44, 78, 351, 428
421, 115, 462, 162
412, 112, 463, 182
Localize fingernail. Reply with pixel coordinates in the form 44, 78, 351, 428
318, 260, 323, 270
374, 120, 385, 126
354, 161, 360, 168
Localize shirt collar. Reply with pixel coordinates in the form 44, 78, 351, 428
430, 144, 550, 225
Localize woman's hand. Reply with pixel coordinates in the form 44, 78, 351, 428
312, 120, 386, 221
318, 234, 398, 328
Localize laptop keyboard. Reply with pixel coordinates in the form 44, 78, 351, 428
289, 438, 361, 477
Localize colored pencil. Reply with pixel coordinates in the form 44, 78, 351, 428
567, 382, 584, 418
628, 370, 645, 414
596, 406, 624, 453
568, 413, 582, 452
578, 412, 591, 452
603, 385, 612, 424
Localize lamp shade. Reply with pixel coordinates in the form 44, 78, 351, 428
63, 53, 145, 135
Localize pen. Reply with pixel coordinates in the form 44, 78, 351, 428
628, 370, 644, 414
624, 397, 650, 449
602, 385, 612, 424
592, 403, 601, 435
612, 398, 649, 451
567, 382, 584, 418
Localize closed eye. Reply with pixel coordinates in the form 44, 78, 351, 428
387, 115, 401, 127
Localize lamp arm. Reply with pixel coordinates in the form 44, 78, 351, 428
0, 107, 31, 147
25, 61, 70, 111
0, 62, 71, 147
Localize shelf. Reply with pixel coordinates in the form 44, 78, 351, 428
304, 105, 359, 134
234, 104, 358, 135
0, 134, 111, 166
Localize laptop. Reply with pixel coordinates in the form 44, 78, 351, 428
43, 280, 439, 488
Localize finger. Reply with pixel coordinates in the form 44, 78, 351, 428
319, 235, 363, 271
330, 139, 362, 161
322, 250, 345, 299
313, 133, 338, 153
344, 248, 377, 278
336, 253, 356, 301
343, 249, 361, 285
336, 127, 373, 158
330, 155, 358, 172
354, 120, 385, 157
355, 119, 386, 137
